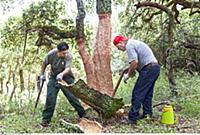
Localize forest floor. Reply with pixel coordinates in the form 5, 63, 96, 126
0, 69, 200, 133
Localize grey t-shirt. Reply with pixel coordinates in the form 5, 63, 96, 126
44, 48, 73, 76
125, 39, 158, 71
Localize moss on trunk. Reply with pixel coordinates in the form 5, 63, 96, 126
59, 79, 124, 119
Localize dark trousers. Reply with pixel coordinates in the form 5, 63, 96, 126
42, 75, 86, 122
128, 64, 160, 121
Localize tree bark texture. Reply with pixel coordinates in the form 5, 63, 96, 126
59, 79, 124, 119
76, 38, 96, 89
166, 14, 177, 96
92, 13, 113, 96
75, 0, 97, 89
96, 0, 111, 14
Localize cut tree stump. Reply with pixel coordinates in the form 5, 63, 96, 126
58, 79, 124, 119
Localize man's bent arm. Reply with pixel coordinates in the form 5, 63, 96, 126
128, 60, 138, 77
61, 67, 70, 76
41, 62, 47, 75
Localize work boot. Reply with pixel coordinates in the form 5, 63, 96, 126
79, 112, 86, 118
40, 119, 50, 127
121, 117, 137, 125
139, 114, 152, 120
127, 119, 137, 125
79, 112, 91, 120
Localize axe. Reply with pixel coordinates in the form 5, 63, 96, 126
33, 76, 45, 116
112, 69, 129, 97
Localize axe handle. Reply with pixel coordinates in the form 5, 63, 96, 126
153, 101, 170, 108
112, 71, 126, 97
33, 80, 44, 115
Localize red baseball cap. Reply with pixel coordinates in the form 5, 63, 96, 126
113, 35, 129, 46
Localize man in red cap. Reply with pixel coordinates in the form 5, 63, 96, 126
113, 35, 160, 124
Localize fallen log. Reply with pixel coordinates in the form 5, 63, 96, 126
58, 79, 124, 119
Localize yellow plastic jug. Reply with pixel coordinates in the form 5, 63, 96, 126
161, 105, 175, 125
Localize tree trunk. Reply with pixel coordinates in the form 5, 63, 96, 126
75, 0, 113, 96
19, 69, 25, 92
76, 38, 96, 89
0, 62, 3, 94
166, 14, 177, 96
10, 59, 19, 101
0, 78, 3, 94
75, 0, 97, 89
10, 73, 17, 102
92, 13, 113, 96
6, 65, 12, 94
21, 29, 28, 64
59, 79, 124, 119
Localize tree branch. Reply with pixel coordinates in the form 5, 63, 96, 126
75, 0, 95, 88
138, 0, 177, 23
143, 10, 162, 22
135, 1, 172, 15
38, 26, 76, 39
189, 10, 200, 16
29, 25, 76, 41
76, 0, 86, 39
172, 2, 181, 24
173, 0, 200, 10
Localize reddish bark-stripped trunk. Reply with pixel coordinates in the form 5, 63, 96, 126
76, 38, 96, 89
92, 13, 113, 95
76, 0, 113, 96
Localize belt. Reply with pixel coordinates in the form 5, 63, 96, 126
143, 62, 158, 69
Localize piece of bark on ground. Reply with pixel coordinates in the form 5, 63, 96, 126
60, 118, 103, 133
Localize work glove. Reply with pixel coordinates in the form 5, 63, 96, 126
40, 74, 46, 81
123, 73, 129, 83
56, 73, 64, 81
